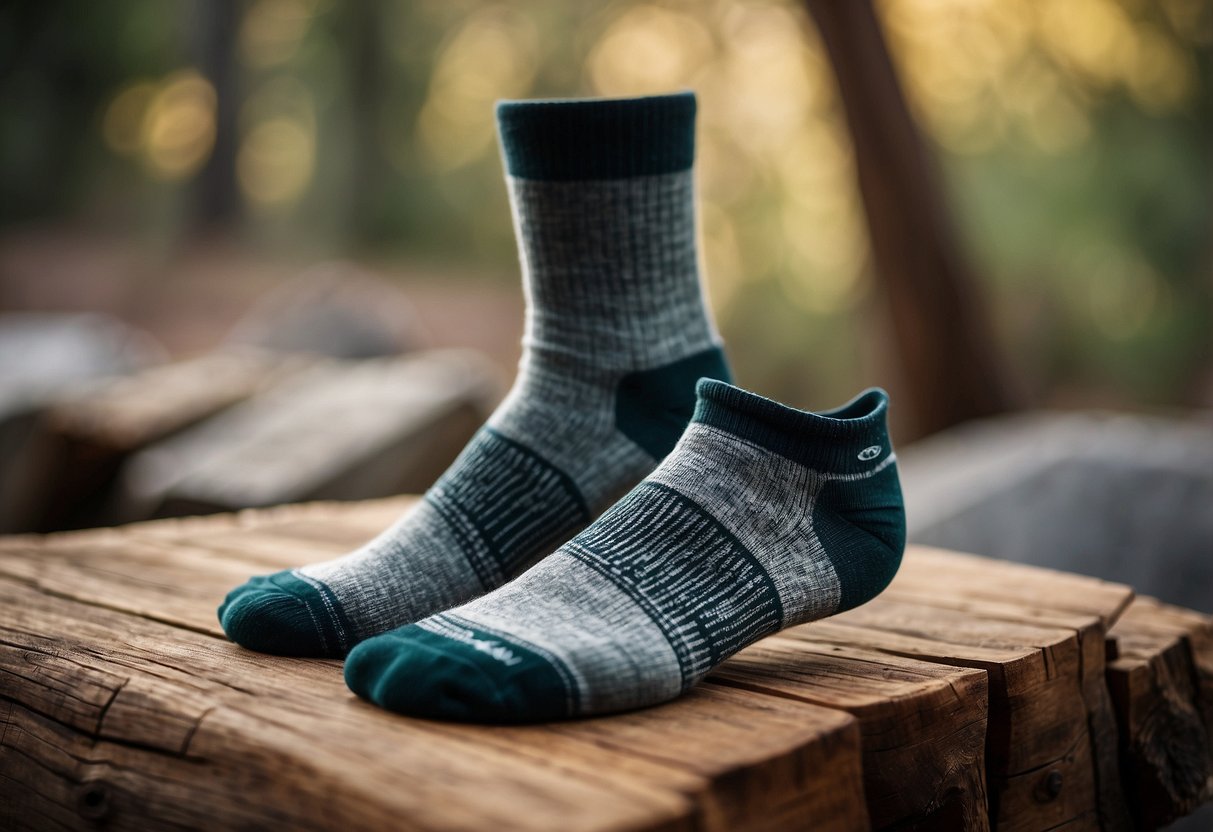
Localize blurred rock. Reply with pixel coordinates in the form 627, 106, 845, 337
224, 262, 428, 359
0, 312, 164, 418
0, 313, 164, 532
900, 411, 1213, 614
10, 349, 313, 532
113, 350, 500, 522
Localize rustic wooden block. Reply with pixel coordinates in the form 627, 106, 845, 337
47, 349, 309, 454
886, 549, 1134, 831
1106, 596, 1213, 828
12, 349, 311, 532
713, 635, 990, 829
799, 547, 1135, 832
113, 351, 499, 521
3, 500, 1211, 831
0, 539, 868, 831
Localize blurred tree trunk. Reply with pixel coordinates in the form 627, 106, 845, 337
804, 0, 1016, 439
192, 0, 241, 230
347, 0, 384, 242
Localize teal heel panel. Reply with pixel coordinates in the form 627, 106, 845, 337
815, 462, 906, 612
615, 346, 732, 460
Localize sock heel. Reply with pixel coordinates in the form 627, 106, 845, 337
615, 346, 731, 460
815, 462, 906, 612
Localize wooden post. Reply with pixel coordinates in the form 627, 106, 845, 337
802, 0, 1016, 438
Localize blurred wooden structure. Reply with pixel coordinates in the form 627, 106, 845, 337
3, 349, 496, 533
803, 0, 1016, 438
3, 498, 1210, 830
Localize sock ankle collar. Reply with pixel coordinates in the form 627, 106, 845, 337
692, 379, 894, 475
496, 92, 696, 181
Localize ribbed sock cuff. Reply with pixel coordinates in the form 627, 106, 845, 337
693, 379, 893, 475
496, 92, 696, 181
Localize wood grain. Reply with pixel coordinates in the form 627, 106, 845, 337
1106, 596, 1213, 828
714, 636, 989, 830
2, 498, 1211, 831
0, 504, 868, 832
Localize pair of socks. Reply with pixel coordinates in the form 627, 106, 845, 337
219, 92, 905, 723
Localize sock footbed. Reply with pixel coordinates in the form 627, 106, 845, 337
344, 380, 906, 722
218, 92, 730, 658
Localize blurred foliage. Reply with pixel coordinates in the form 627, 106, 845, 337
1, 0, 1210, 412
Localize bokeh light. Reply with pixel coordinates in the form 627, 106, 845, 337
239, 0, 319, 69
5, 0, 1208, 414
104, 69, 218, 182
416, 6, 539, 171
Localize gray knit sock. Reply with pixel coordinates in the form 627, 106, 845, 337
344, 380, 905, 722
219, 93, 730, 657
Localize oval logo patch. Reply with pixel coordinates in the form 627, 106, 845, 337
857, 445, 882, 461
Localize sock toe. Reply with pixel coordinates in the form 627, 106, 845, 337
344, 622, 573, 723
218, 571, 350, 658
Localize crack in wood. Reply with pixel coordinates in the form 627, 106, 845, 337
2, 694, 197, 763
93, 677, 129, 738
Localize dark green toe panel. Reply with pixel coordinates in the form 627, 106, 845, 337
344, 617, 576, 723
218, 570, 352, 658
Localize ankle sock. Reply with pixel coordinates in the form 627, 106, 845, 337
344, 379, 906, 721
219, 92, 730, 657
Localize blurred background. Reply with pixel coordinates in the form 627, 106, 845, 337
0, 3, 1211, 594
4, 0, 1210, 407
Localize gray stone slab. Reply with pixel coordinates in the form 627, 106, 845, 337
900, 411, 1213, 613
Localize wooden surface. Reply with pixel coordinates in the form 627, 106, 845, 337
2, 497, 1210, 831
1106, 596, 1213, 827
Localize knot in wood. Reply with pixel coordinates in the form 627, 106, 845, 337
74, 781, 111, 821
1034, 769, 1064, 803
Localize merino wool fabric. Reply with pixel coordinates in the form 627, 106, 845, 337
218, 92, 730, 657
344, 380, 906, 721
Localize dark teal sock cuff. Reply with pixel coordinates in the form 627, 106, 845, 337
496, 92, 696, 181
693, 380, 893, 475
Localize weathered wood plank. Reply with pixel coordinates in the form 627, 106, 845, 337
1106, 596, 1213, 829
113, 353, 495, 519
799, 588, 1126, 831
891, 545, 1134, 628
15, 350, 311, 532
7, 499, 1210, 831
877, 584, 1131, 830
713, 636, 989, 830
0, 570, 868, 831
0, 501, 414, 638
877, 545, 1136, 830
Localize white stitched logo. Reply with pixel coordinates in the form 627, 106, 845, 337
471, 638, 523, 667
858, 445, 882, 461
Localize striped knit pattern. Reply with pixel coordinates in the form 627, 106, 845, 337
344, 380, 907, 721
425, 428, 589, 587
568, 482, 782, 685
217, 92, 728, 658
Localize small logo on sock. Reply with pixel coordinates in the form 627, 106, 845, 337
858, 445, 882, 461
472, 638, 523, 667
427, 618, 524, 667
